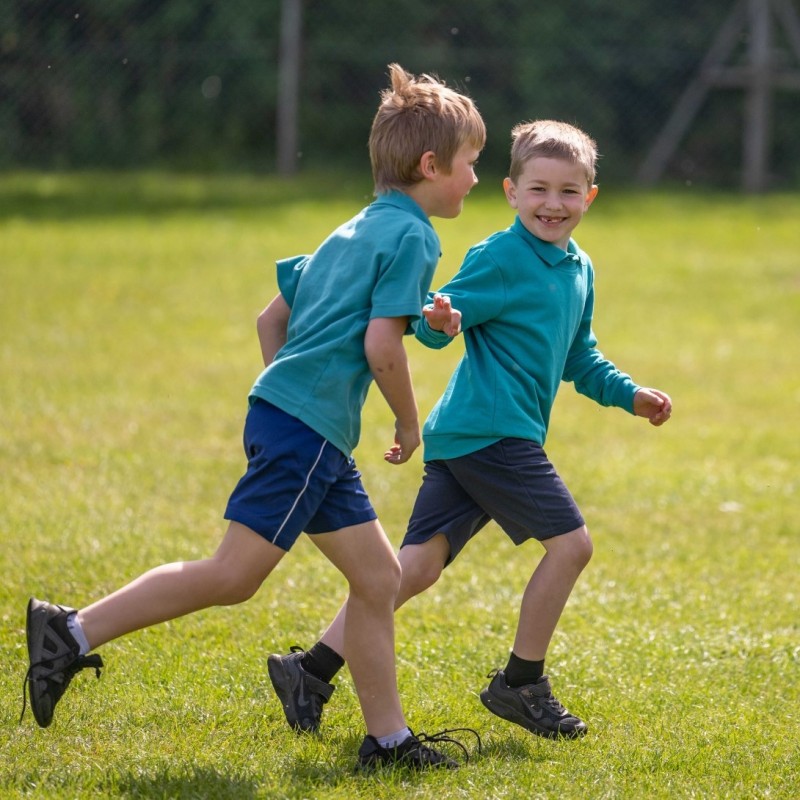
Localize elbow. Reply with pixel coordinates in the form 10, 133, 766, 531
256, 306, 270, 334
257, 305, 285, 345
363, 341, 386, 376
364, 324, 390, 364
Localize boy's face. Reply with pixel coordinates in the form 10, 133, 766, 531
503, 157, 598, 250
427, 142, 481, 219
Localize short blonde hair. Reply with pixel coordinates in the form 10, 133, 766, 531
369, 63, 486, 194
509, 120, 598, 186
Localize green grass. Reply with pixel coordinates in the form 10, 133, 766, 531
1, 171, 798, 798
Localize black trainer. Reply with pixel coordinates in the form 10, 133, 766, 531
356, 728, 480, 770
267, 646, 334, 733
21, 598, 104, 728
480, 669, 587, 739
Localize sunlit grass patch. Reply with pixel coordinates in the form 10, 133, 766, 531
1, 172, 798, 799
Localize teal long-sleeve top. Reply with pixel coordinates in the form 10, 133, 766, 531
416, 217, 640, 461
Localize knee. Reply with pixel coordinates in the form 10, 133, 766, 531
349, 553, 402, 606
400, 557, 442, 597
549, 525, 593, 574
211, 563, 263, 606
571, 525, 594, 570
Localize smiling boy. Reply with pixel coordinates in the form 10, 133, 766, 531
268, 119, 672, 741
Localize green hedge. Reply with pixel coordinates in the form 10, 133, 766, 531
2, 0, 798, 185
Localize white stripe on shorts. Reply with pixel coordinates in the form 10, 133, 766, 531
270, 440, 328, 545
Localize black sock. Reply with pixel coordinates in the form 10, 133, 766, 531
504, 651, 545, 688
300, 641, 345, 684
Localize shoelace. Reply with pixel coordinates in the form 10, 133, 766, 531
414, 726, 483, 764
20, 653, 104, 724
540, 692, 568, 715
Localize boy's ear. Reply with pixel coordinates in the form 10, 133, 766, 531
418, 150, 437, 179
585, 184, 599, 209
503, 177, 518, 208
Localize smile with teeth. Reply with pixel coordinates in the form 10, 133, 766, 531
537, 215, 565, 224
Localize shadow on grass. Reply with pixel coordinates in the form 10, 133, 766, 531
274, 729, 549, 790
479, 731, 557, 763
113, 766, 260, 799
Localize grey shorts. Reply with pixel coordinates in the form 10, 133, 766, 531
402, 438, 585, 566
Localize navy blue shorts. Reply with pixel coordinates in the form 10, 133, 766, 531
402, 438, 585, 566
224, 399, 377, 551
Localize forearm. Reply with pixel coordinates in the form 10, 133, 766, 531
257, 294, 290, 367
565, 346, 639, 412
365, 319, 419, 427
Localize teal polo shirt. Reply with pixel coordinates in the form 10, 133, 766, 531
416, 216, 639, 461
251, 191, 440, 457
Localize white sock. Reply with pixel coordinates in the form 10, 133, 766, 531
66, 611, 91, 655
377, 727, 412, 749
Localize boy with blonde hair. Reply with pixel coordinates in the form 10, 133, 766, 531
22, 64, 485, 770
269, 119, 672, 740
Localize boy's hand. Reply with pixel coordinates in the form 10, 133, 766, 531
633, 388, 673, 426
423, 293, 462, 337
384, 420, 420, 465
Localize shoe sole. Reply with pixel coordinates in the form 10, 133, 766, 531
26, 598, 55, 728
267, 655, 316, 733
479, 688, 586, 740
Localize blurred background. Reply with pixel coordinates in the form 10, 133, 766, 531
2, 0, 799, 190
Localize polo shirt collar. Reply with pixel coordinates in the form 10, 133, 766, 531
511, 216, 582, 267
374, 190, 434, 229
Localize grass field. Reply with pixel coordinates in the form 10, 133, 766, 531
1, 172, 798, 799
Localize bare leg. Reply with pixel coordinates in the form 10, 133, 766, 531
318, 534, 450, 658
78, 522, 285, 649
311, 521, 433, 738
512, 525, 593, 661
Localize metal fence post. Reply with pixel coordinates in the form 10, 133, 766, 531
277, 0, 302, 175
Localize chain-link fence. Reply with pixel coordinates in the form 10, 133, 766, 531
2, 0, 799, 188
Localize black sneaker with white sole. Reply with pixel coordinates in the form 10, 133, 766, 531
267, 646, 334, 733
356, 728, 480, 770
480, 669, 587, 739
21, 597, 103, 727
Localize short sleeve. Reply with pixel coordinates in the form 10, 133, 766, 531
276, 255, 310, 308
370, 227, 440, 322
